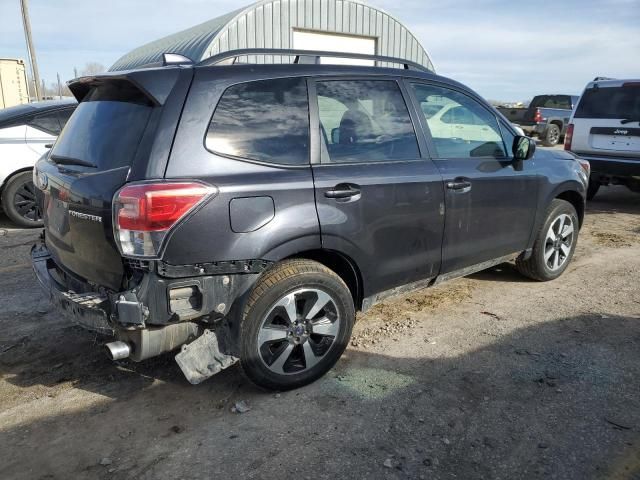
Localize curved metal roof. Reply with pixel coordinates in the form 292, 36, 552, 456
110, 0, 434, 72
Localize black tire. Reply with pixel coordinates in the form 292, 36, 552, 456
516, 199, 579, 281
542, 124, 561, 147
1, 171, 43, 228
587, 179, 600, 201
239, 259, 355, 390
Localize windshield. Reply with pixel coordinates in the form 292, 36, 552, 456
51, 81, 154, 170
574, 85, 640, 119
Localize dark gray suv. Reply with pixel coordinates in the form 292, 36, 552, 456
32, 50, 588, 390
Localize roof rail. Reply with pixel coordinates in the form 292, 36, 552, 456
197, 48, 431, 72
593, 76, 615, 81
135, 53, 195, 70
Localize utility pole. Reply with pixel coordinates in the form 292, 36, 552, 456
57, 73, 61, 99
20, 0, 41, 101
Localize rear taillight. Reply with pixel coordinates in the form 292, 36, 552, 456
113, 182, 216, 258
534, 108, 543, 123
564, 123, 574, 151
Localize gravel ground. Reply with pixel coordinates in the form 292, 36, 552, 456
0, 185, 638, 480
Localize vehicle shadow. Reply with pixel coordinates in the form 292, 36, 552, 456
0, 313, 638, 479
467, 261, 534, 284
0, 212, 17, 230
0, 212, 42, 232
0, 322, 197, 397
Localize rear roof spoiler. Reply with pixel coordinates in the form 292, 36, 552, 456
67, 67, 183, 105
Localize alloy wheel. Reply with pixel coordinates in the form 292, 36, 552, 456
544, 214, 574, 271
257, 288, 341, 375
13, 181, 41, 222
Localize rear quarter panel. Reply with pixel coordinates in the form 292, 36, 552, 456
539, 108, 572, 133
161, 68, 321, 265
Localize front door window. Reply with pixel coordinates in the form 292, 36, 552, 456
411, 83, 507, 159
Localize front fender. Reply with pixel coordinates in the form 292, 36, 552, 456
528, 179, 586, 248
526, 149, 587, 249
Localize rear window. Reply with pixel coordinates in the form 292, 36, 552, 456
530, 95, 572, 109
52, 81, 154, 170
574, 85, 640, 119
205, 77, 310, 165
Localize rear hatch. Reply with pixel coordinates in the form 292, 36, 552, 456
571, 82, 640, 157
36, 71, 185, 290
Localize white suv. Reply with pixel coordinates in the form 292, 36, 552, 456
0, 99, 76, 226
565, 78, 640, 200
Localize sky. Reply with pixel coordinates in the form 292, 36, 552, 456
1, 0, 639, 101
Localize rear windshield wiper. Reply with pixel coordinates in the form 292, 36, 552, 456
50, 155, 97, 168
620, 118, 640, 124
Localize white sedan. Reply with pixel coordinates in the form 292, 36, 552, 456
0, 99, 76, 227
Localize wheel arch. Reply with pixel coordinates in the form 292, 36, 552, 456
286, 249, 364, 311
555, 189, 585, 227
0, 166, 33, 194
549, 119, 563, 131
527, 182, 585, 251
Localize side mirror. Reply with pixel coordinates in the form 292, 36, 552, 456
513, 135, 536, 160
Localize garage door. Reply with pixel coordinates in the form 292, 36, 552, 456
293, 30, 376, 66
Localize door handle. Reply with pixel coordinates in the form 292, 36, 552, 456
446, 178, 472, 193
325, 183, 361, 199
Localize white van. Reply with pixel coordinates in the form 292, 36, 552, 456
565, 79, 640, 199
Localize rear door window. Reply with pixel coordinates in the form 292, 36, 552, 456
28, 111, 61, 135
315, 80, 420, 163
575, 84, 640, 119
52, 81, 154, 170
206, 77, 310, 165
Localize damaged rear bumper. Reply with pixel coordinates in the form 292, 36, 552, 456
31, 242, 250, 380
32, 244, 113, 335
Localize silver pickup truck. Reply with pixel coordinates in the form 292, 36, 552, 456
498, 94, 579, 147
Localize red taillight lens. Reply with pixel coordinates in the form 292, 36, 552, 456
534, 108, 543, 123
564, 123, 574, 151
117, 183, 212, 231
114, 182, 215, 257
